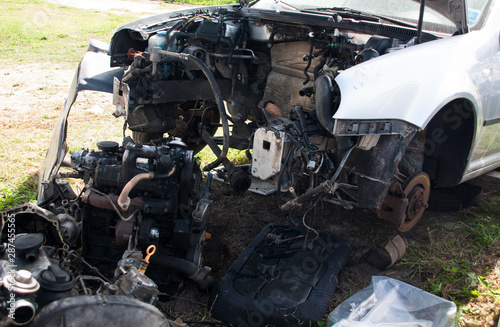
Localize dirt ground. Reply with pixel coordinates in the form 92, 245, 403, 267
0, 28, 498, 327
44, 0, 191, 15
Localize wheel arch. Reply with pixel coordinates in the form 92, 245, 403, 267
422, 98, 477, 188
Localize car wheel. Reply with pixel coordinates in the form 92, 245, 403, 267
428, 183, 483, 211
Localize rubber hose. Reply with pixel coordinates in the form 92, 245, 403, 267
157, 50, 230, 171
150, 253, 198, 276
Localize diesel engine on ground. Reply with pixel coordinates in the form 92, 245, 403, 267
73, 138, 212, 292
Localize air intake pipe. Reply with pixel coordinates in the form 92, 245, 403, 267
315, 74, 338, 135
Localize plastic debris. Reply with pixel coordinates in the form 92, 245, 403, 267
328, 276, 456, 327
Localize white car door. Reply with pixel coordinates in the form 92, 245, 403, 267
463, 2, 500, 179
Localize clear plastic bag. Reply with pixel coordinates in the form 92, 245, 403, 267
328, 276, 456, 327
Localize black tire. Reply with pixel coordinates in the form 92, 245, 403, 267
428, 183, 483, 211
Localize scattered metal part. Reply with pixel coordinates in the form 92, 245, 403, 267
363, 235, 407, 270
115, 264, 159, 304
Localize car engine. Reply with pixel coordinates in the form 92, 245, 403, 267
0, 137, 212, 325
72, 138, 212, 292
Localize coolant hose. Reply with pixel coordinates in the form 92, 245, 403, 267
150, 253, 198, 276
150, 47, 230, 171
150, 252, 213, 289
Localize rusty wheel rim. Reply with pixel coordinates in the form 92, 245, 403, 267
398, 172, 431, 232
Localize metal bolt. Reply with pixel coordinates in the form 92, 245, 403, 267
150, 228, 160, 240
107, 284, 119, 295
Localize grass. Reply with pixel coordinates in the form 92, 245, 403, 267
0, 175, 37, 211
0, 0, 140, 64
0, 0, 238, 65
0, 0, 141, 208
401, 192, 500, 326
196, 130, 251, 167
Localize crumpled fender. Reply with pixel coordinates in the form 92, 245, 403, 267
37, 40, 125, 202
332, 31, 486, 131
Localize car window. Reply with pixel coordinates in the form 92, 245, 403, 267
468, 0, 489, 29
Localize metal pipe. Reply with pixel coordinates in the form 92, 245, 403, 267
117, 172, 152, 211
208, 53, 254, 59
280, 145, 355, 210
11, 299, 36, 326
117, 166, 175, 212
416, 0, 426, 44
83, 190, 144, 216
150, 253, 213, 289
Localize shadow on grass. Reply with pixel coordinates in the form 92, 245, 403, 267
0, 174, 38, 211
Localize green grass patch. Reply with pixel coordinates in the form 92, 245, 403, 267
0, 175, 37, 210
402, 193, 500, 313
0, 0, 140, 64
196, 145, 251, 167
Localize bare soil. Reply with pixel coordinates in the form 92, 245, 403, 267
44, 0, 191, 16
1, 63, 499, 327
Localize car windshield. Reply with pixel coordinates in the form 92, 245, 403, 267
252, 0, 489, 33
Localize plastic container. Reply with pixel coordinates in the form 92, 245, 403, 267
147, 31, 167, 53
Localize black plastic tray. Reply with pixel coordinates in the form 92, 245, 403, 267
210, 224, 350, 326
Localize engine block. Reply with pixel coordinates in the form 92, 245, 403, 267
71, 138, 211, 292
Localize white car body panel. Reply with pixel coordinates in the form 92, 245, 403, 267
333, 1, 500, 180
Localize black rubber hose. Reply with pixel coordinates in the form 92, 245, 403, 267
150, 253, 198, 276
155, 50, 230, 171
313, 58, 326, 80
277, 144, 294, 201
201, 105, 219, 131
166, 31, 193, 50
293, 106, 307, 135
165, 20, 187, 49
293, 106, 318, 152
286, 133, 310, 165
299, 87, 314, 97
303, 41, 314, 85
202, 130, 251, 193
315, 74, 336, 134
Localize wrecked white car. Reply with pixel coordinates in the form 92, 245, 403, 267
57, 0, 496, 232
0, 0, 498, 325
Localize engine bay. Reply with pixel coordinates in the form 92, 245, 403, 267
108, 6, 427, 230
